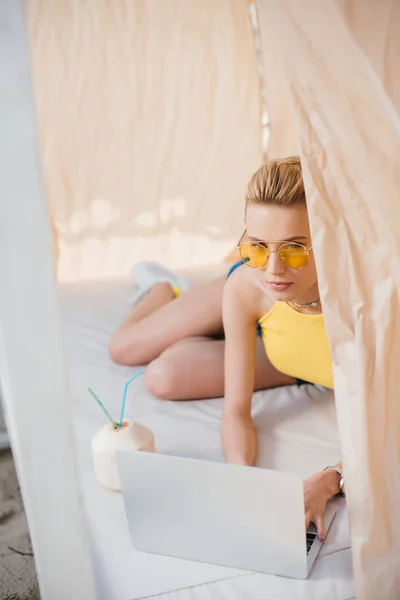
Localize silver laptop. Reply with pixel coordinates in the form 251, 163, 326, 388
117, 451, 336, 579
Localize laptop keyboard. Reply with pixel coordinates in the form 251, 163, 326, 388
306, 532, 317, 554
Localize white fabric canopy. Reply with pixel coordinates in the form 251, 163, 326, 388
26, 0, 262, 282
258, 0, 400, 597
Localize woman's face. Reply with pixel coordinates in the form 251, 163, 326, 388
244, 203, 318, 303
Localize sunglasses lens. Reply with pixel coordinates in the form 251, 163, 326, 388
279, 244, 308, 268
240, 243, 268, 268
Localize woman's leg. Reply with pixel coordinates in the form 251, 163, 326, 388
118, 283, 176, 328
109, 276, 226, 366
146, 336, 296, 400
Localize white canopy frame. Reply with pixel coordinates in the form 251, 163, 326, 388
0, 3, 96, 599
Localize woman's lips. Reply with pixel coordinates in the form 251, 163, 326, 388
267, 281, 293, 292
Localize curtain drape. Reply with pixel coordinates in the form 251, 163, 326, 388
258, 1, 400, 597
26, 0, 262, 281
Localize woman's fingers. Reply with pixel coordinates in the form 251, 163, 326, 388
305, 510, 325, 542
303, 472, 330, 541
316, 514, 325, 541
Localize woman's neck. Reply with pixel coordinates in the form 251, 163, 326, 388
289, 283, 322, 314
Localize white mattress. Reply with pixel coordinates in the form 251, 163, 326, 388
59, 270, 355, 600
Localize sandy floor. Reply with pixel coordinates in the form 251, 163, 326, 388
0, 450, 39, 600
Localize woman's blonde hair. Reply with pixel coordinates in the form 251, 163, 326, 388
245, 156, 306, 208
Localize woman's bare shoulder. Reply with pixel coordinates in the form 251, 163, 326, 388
223, 264, 274, 320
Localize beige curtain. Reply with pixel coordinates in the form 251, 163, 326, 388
26, 0, 262, 282
258, 0, 400, 597
256, 4, 299, 158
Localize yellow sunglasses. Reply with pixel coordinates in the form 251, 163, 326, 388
237, 230, 312, 269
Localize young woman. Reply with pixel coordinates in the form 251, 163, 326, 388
109, 156, 344, 540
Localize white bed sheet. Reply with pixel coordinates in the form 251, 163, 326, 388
59, 271, 355, 600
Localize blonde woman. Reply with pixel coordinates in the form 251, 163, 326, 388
110, 157, 344, 539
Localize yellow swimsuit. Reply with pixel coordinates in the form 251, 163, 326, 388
258, 302, 334, 389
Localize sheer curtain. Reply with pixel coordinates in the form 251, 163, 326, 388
258, 1, 400, 597
26, 0, 262, 282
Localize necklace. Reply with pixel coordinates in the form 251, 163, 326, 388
289, 298, 321, 309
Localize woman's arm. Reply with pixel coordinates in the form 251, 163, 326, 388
221, 271, 265, 466
221, 409, 257, 465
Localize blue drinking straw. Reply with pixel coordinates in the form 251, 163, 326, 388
87, 387, 117, 428
118, 369, 144, 428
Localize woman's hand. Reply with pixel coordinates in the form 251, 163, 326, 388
303, 469, 340, 540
